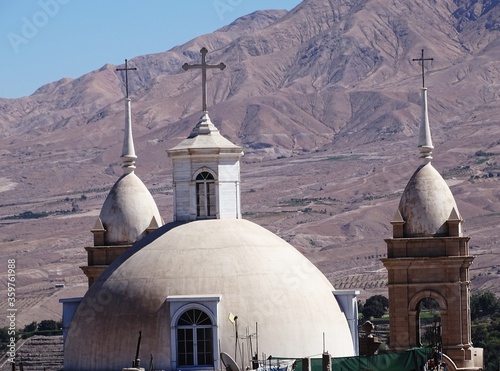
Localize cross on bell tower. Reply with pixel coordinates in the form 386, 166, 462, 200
182, 47, 226, 113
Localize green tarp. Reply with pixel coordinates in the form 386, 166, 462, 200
329, 348, 430, 371
275, 347, 430, 371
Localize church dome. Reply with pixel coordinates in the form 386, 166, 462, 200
99, 172, 162, 245
65, 219, 354, 371
398, 162, 459, 237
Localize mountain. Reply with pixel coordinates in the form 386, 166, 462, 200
1, 0, 500, 325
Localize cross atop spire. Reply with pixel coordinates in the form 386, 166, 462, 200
412, 49, 433, 88
116, 59, 138, 173
412, 49, 435, 165
182, 47, 226, 113
116, 59, 137, 98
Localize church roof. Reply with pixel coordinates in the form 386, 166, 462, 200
64, 219, 354, 370
167, 113, 243, 154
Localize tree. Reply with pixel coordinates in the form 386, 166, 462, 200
37, 320, 59, 332
22, 321, 37, 333
470, 290, 500, 371
471, 290, 499, 320
0, 327, 12, 351
362, 295, 389, 319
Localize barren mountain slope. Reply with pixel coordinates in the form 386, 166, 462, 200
0, 0, 499, 326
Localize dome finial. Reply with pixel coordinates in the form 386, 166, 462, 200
418, 88, 433, 164
121, 98, 137, 173
116, 59, 138, 173
412, 49, 434, 164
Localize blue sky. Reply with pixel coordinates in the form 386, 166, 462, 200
1, 0, 302, 98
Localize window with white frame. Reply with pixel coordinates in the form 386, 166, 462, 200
195, 171, 216, 218
177, 309, 213, 366
167, 295, 221, 370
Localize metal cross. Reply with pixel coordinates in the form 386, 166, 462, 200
412, 49, 433, 88
116, 59, 137, 98
182, 47, 226, 113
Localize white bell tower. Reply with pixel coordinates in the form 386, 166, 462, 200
167, 113, 243, 221
167, 48, 243, 222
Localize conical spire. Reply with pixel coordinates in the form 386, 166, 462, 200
412, 49, 434, 165
121, 97, 137, 173
418, 88, 433, 164
115, 59, 138, 174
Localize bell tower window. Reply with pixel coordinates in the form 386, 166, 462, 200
196, 171, 216, 218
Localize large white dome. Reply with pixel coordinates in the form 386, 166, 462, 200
65, 219, 355, 371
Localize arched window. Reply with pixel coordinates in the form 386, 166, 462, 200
177, 309, 214, 367
416, 297, 441, 348
195, 171, 216, 218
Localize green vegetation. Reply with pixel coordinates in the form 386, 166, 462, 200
471, 290, 500, 371
360, 294, 389, 320
0, 208, 77, 220
0, 319, 63, 355
475, 150, 495, 157
474, 150, 496, 165
0, 327, 16, 353
279, 197, 338, 206
20, 320, 62, 338
7, 211, 49, 219
325, 155, 363, 161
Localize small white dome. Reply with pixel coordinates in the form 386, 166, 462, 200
65, 219, 354, 371
398, 163, 458, 237
99, 172, 162, 245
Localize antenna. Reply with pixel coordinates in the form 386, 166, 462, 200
132, 331, 142, 368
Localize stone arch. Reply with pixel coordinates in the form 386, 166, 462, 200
408, 290, 447, 348
409, 290, 448, 313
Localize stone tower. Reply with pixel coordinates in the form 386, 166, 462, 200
381, 86, 483, 370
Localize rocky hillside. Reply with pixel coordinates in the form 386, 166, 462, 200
1, 0, 499, 325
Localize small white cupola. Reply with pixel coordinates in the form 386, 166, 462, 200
167, 113, 243, 221
167, 48, 243, 221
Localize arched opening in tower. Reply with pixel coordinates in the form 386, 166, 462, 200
416, 297, 442, 349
